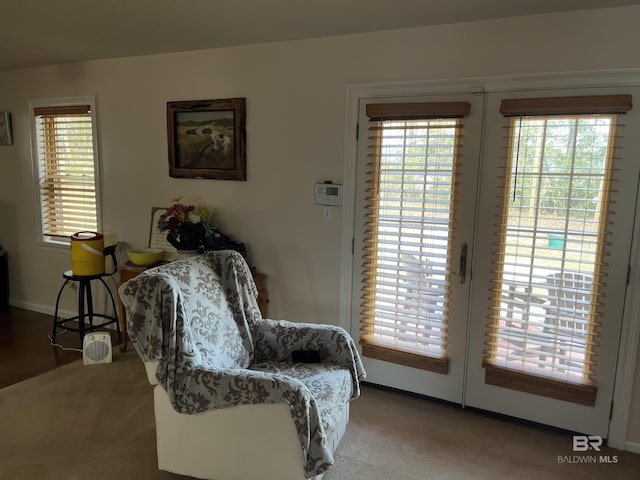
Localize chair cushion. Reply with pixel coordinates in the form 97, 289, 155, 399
250, 361, 353, 435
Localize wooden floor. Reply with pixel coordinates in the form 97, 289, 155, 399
0, 306, 120, 389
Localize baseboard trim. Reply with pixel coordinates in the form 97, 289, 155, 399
624, 440, 640, 454
8, 298, 117, 331
9, 298, 72, 318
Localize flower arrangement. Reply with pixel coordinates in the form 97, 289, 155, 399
157, 196, 249, 262
157, 197, 211, 251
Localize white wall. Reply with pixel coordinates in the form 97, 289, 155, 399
1, 6, 640, 445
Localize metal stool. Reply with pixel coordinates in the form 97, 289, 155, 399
52, 245, 121, 343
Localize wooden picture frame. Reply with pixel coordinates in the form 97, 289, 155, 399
0, 112, 12, 146
167, 98, 246, 180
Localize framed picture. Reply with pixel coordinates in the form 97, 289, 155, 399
167, 98, 246, 180
0, 112, 12, 146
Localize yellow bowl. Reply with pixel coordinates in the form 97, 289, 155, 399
127, 248, 164, 266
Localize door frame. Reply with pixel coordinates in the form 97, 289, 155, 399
338, 69, 640, 451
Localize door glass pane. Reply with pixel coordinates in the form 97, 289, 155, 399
486, 115, 614, 384
362, 119, 461, 361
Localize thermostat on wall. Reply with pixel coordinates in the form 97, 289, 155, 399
315, 182, 343, 206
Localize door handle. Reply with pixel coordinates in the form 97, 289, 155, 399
457, 242, 468, 285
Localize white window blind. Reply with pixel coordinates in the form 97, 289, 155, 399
483, 95, 631, 406
33, 104, 99, 241
361, 102, 469, 374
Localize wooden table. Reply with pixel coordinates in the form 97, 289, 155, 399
117, 262, 269, 352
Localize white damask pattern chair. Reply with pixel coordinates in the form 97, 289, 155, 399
119, 250, 365, 480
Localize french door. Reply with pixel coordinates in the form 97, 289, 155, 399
351, 92, 484, 402
350, 85, 640, 436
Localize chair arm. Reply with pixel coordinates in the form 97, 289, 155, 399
251, 318, 366, 397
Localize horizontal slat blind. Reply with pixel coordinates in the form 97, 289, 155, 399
361, 102, 470, 373
34, 105, 98, 239
483, 97, 627, 405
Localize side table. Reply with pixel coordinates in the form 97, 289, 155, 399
117, 262, 269, 352
117, 262, 157, 352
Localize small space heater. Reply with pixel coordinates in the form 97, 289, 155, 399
82, 332, 113, 365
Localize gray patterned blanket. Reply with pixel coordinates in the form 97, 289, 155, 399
118, 250, 365, 478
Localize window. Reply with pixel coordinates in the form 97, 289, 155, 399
360, 102, 470, 374
483, 95, 631, 405
31, 98, 101, 244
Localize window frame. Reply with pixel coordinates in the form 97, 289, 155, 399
29, 96, 102, 247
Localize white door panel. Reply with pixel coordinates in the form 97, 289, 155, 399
351, 93, 484, 403
464, 86, 640, 436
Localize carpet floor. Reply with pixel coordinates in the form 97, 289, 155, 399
1, 350, 638, 480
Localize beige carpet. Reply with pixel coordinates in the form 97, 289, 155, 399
1, 351, 639, 480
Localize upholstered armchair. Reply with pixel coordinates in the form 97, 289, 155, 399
118, 250, 365, 480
